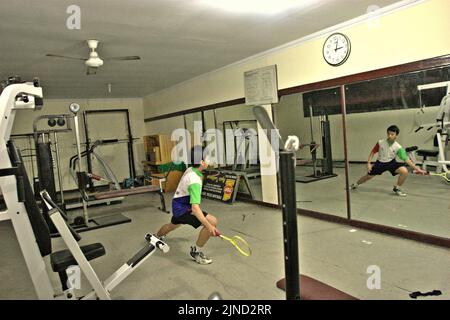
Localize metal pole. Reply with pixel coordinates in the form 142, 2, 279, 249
183, 115, 189, 164
280, 151, 300, 300
73, 113, 89, 224
28, 135, 35, 180
125, 110, 136, 180
309, 105, 314, 142
82, 111, 94, 191
213, 109, 221, 169
309, 105, 317, 176
340, 85, 351, 220
201, 111, 206, 150
53, 131, 65, 205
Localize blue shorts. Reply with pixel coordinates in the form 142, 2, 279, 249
369, 160, 405, 176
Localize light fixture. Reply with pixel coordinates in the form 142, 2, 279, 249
201, 0, 317, 15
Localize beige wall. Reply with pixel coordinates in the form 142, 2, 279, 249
142, 0, 449, 202
143, 0, 449, 119
11, 98, 144, 191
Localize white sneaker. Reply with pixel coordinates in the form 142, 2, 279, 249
190, 246, 212, 265
393, 187, 407, 197
350, 183, 359, 190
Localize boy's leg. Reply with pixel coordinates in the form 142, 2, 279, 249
391, 165, 408, 196
394, 166, 408, 187
352, 174, 374, 189
196, 214, 218, 248
156, 223, 180, 238
357, 174, 374, 185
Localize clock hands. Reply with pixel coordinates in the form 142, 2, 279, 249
334, 40, 344, 52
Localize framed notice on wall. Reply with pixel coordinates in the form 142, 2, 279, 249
244, 65, 279, 106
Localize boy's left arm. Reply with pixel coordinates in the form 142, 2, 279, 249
398, 148, 426, 174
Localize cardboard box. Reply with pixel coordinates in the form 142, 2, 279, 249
151, 170, 183, 192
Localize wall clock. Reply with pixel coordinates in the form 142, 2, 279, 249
323, 33, 351, 66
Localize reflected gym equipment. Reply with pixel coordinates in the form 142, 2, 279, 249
296, 105, 337, 183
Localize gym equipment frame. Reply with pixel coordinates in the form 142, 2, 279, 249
0, 79, 169, 299
83, 109, 137, 191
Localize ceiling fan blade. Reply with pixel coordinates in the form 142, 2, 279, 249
103, 56, 141, 61
46, 54, 87, 61
86, 66, 98, 75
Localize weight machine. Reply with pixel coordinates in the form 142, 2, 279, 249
414, 81, 450, 172
29, 111, 128, 232
0, 79, 169, 299
296, 105, 337, 183
82, 109, 139, 190
66, 103, 169, 231
222, 119, 261, 179
182, 113, 256, 201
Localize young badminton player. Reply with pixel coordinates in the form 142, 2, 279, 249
351, 125, 426, 196
156, 145, 219, 265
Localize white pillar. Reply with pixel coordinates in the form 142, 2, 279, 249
257, 104, 279, 205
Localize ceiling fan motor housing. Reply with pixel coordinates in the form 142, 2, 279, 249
85, 51, 104, 67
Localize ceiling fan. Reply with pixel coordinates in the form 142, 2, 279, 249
46, 40, 141, 75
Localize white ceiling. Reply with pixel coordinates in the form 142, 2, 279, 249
0, 0, 404, 99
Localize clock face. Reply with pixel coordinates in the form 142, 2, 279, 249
323, 33, 351, 66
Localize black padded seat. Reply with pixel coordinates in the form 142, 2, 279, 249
405, 146, 418, 153
417, 149, 439, 157
50, 243, 105, 272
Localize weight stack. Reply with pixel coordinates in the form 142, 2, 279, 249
36, 142, 57, 200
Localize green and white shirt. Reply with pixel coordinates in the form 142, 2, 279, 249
171, 167, 203, 217
372, 139, 408, 163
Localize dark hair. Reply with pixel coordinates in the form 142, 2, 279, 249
387, 125, 400, 135
190, 145, 203, 168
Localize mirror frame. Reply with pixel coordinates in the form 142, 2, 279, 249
145, 54, 450, 248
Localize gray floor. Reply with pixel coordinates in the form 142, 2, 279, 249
0, 193, 449, 300
348, 163, 449, 238
248, 164, 449, 238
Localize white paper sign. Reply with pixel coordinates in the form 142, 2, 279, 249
244, 65, 279, 106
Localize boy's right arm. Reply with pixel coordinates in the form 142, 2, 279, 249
367, 143, 379, 172
191, 204, 217, 235
188, 182, 217, 236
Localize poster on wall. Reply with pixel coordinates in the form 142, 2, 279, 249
244, 65, 279, 106
201, 171, 240, 204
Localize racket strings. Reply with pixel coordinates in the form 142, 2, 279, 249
229, 236, 252, 257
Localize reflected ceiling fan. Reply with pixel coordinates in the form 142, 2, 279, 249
46, 39, 141, 75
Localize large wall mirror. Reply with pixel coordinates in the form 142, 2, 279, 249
274, 88, 348, 218
147, 104, 263, 203
209, 104, 263, 202
346, 65, 450, 238
144, 56, 450, 243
